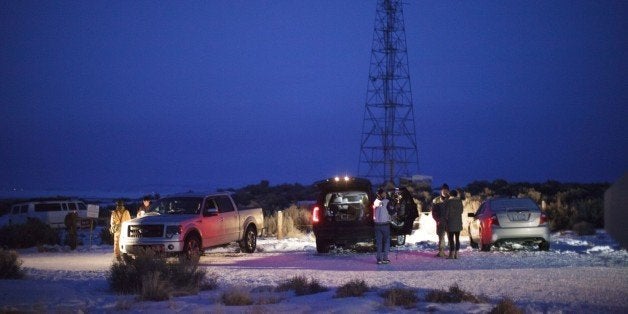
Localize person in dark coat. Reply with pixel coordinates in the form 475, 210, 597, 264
64, 210, 78, 250
445, 189, 464, 259
431, 183, 450, 257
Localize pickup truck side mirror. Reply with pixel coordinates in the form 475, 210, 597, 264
204, 207, 219, 217
468, 212, 475, 218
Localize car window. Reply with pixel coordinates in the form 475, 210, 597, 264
151, 197, 203, 215
35, 203, 63, 212
216, 196, 235, 213
68, 203, 77, 211
20, 205, 29, 213
62, 203, 68, 211
491, 198, 539, 212
77, 203, 87, 210
11, 206, 19, 214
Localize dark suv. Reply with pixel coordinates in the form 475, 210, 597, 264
311, 177, 417, 253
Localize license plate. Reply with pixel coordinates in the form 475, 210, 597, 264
510, 212, 529, 221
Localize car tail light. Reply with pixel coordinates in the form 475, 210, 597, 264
490, 214, 500, 226
539, 212, 548, 225
312, 206, 320, 223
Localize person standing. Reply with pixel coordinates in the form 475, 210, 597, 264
110, 200, 131, 260
373, 188, 392, 264
445, 189, 464, 259
431, 183, 450, 257
136, 196, 151, 218
64, 210, 78, 250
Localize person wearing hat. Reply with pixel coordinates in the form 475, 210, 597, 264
136, 196, 151, 218
431, 183, 450, 257
373, 188, 392, 264
110, 200, 131, 260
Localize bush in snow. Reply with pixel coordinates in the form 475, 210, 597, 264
140, 271, 171, 301
100, 224, 114, 245
572, 221, 596, 236
335, 279, 369, 298
0, 219, 60, 249
276, 275, 328, 296
264, 205, 312, 238
0, 249, 25, 279
108, 249, 207, 299
490, 297, 523, 314
221, 287, 254, 306
424, 284, 486, 303
381, 287, 418, 308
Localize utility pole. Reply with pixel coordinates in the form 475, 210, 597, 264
358, 0, 419, 186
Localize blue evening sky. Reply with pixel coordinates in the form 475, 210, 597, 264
1, 1, 626, 195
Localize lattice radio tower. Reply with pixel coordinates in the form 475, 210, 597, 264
358, 0, 419, 186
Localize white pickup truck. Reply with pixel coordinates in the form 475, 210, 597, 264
119, 193, 264, 257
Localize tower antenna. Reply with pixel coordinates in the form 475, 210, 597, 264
358, 0, 419, 186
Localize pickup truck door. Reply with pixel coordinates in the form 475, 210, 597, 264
200, 198, 226, 247
216, 195, 240, 243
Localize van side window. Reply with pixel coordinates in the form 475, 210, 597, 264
68, 203, 77, 211
11, 206, 20, 214
20, 205, 28, 213
35, 203, 63, 212
62, 203, 68, 211
78, 203, 87, 210
216, 196, 235, 213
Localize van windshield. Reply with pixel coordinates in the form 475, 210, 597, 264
150, 197, 203, 215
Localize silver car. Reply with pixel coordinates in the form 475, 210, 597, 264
468, 197, 550, 251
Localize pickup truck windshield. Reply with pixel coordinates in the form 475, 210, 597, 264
150, 197, 203, 215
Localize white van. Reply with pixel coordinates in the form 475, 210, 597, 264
4, 199, 88, 228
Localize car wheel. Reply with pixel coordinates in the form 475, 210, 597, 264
242, 226, 257, 253
391, 234, 406, 246
316, 238, 330, 253
539, 240, 550, 251
184, 235, 201, 261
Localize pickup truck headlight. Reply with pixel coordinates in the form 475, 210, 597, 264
165, 225, 182, 239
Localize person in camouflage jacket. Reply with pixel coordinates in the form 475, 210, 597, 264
110, 200, 131, 260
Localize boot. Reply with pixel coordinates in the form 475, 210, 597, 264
454, 251, 458, 259
447, 251, 454, 259
435, 249, 445, 257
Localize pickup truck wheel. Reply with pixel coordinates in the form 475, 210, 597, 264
184, 235, 201, 260
242, 226, 257, 253
316, 238, 330, 253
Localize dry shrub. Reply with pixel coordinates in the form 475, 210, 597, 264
108, 249, 207, 299
0, 219, 60, 249
335, 279, 369, 298
222, 287, 253, 306
490, 298, 523, 314
264, 205, 312, 237
425, 284, 486, 303
381, 287, 417, 308
140, 271, 171, 301
0, 249, 25, 279
276, 275, 328, 296
572, 221, 595, 236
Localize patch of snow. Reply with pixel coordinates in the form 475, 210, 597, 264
1, 228, 626, 313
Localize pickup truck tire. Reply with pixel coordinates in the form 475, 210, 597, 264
241, 226, 257, 253
184, 235, 202, 260
315, 238, 330, 253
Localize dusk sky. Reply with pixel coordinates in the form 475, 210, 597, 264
1, 1, 626, 196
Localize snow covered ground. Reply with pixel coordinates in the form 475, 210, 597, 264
1, 218, 627, 313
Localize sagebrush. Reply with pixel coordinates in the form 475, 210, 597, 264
0, 219, 60, 249
381, 287, 417, 308
335, 279, 369, 298
424, 284, 486, 303
276, 275, 327, 296
0, 249, 25, 279
108, 250, 207, 300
